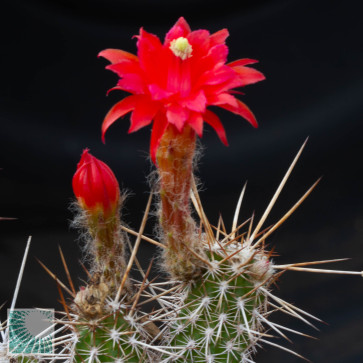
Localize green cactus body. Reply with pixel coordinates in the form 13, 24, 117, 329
74, 309, 149, 362
163, 245, 273, 362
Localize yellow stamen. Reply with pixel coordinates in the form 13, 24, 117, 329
169, 37, 193, 60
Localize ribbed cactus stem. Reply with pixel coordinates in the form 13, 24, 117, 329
164, 245, 274, 362
156, 124, 205, 279
74, 309, 151, 362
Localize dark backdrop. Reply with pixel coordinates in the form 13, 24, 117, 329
1, 0, 363, 362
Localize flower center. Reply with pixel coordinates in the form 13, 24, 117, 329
169, 37, 193, 60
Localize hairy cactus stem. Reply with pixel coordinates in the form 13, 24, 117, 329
83, 204, 129, 296
156, 124, 205, 280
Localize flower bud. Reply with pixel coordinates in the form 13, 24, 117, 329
72, 149, 120, 218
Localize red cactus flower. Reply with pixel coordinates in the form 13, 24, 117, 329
72, 149, 120, 218
99, 17, 265, 163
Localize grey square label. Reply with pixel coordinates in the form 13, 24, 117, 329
7, 309, 54, 356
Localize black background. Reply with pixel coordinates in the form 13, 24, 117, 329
1, 0, 363, 362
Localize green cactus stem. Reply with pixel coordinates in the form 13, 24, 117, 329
74, 301, 151, 362
162, 243, 274, 362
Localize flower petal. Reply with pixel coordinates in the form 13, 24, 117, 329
227, 58, 259, 67
164, 17, 191, 45
209, 29, 229, 46
187, 29, 210, 56
203, 110, 228, 145
191, 44, 228, 81
106, 86, 124, 95
137, 28, 164, 80
106, 60, 141, 77
197, 66, 235, 86
98, 49, 138, 64
151, 111, 169, 163
149, 84, 174, 100
179, 90, 207, 113
208, 44, 229, 67
117, 74, 146, 94
208, 92, 239, 108
203, 63, 262, 94
137, 28, 163, 53
129, 96, 160, 133
101, 95, 138, 142
166, 104, 190, 132
232, 66, 266, 86
219, 99, 258, 128
188, 112, 203, 137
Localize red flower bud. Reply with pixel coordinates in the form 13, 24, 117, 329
72, 149, 120, 218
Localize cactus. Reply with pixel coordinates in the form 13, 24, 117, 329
2, 16, 362, 363
56, 142, 360, 363
155, 143, 316, 362
2, 145, 363, 362
73, 302, 152, 362
161, 247, 272, 362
